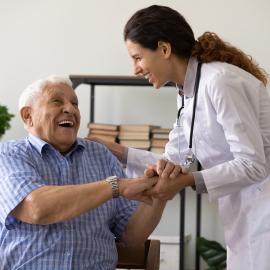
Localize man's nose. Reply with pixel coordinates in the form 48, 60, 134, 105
63, 102, 76, 114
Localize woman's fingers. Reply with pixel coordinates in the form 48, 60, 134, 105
161, 161, 175, 178
169, 165, 182, 178
146, 159, 187, 180
157, 159, 188, 178
156, 159, 167, 175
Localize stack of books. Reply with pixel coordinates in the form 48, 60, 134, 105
150, 128, 171, 154
87, 122, 119, 142
118, 124, 159, 150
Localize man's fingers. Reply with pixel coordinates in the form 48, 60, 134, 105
145, 164, 158, 177
146, 163, 157, 170
144, 168, 156, 178
123, 177, 157, 198
145, 177, 158, 187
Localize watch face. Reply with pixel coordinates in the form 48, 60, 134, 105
107, 176, 118, 181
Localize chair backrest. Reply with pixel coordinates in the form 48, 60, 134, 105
116, 239, 160, 270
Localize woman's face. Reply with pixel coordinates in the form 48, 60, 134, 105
125, 39, 173, 89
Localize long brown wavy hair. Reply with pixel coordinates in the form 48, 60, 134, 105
125, 5, 269, 86
192, 32, 268, 86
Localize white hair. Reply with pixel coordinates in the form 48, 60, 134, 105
18, 75, 73, 111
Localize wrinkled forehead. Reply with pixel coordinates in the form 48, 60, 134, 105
42, 83, 77, 99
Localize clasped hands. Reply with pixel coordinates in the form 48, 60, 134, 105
144, 159, 190, 201
122, 159, 193, 204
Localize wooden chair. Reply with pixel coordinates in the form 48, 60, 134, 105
116, 239, 160, 270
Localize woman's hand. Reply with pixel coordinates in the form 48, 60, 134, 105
144, 159, 193, 200
144, 159, 188, 178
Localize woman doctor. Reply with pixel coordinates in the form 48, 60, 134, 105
90, 5, 270, 270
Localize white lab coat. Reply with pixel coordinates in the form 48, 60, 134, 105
125, 58, 270, 270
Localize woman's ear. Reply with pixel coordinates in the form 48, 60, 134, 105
20, 106, 33, 127
158, 41, 172, 59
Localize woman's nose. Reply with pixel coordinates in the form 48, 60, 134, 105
134, 65, 143, 76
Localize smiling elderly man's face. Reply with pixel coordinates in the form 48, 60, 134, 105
27, 83, 81, 154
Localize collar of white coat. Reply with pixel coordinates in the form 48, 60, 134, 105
181, 57, 199, 98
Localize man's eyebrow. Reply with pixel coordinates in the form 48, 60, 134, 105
48, 93, 64, 99
73, 97, 79, 103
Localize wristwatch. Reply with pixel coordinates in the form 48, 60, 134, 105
105, 175, 120, 198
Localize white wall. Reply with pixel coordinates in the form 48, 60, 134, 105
1, 0, 269, 269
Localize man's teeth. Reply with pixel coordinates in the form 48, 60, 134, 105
58, 120, 74, 127
144, 74, 149, 79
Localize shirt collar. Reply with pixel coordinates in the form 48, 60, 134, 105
28, 134, 85, 156
28, 134, 48, 154
180, 57, 199, 98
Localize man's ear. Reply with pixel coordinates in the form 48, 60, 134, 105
20, 106, 33, 127
158, 41, 172, 59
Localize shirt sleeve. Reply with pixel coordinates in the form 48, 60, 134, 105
0, 147, 45, 229
126, 148, 162, 177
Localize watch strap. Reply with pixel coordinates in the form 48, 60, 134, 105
105, 175, 120, 198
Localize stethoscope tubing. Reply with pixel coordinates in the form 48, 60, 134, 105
177, 62, 202, 150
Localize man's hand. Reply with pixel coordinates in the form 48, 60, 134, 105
119, 177, 158, 205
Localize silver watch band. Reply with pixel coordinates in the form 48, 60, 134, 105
105, 175, 120, 198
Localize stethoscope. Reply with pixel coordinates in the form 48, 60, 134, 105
176, 62, 202, 168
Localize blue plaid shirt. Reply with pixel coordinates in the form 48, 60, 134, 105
0, 135, 138, 270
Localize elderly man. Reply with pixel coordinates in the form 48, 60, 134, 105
0, 76, 167, 270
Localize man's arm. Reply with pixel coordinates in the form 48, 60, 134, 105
121, 172, 195, 246
12, 177, 158, 225
121, 198, 166, 246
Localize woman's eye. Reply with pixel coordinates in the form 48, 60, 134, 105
133, 56, 141, 62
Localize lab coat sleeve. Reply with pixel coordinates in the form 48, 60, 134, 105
202, 70, 269, 201
126, 119, 190, 177
126, 148, 162, 177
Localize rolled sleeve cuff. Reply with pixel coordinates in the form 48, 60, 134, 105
192, 171, 208, 194
122, 147, 129, 166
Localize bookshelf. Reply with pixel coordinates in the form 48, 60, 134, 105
69, 74, 202, 270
